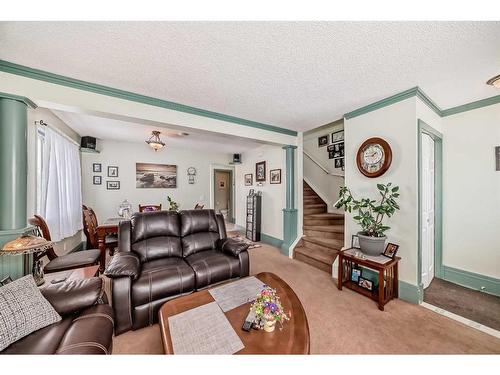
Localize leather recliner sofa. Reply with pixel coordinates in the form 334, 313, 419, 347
0, 278, 114, 354
105, 209, 250, 335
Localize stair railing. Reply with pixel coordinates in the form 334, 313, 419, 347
303, 150, 345, 178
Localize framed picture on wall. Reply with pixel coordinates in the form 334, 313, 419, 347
331, 130, 344, 143
136, 163, 177, 188
93, 176, 102, 185
108, 166, 119, 177
93, 163, 102, 173
270, 169, 281, 184
106, 181, 120, 190
334, 158, 344, 169
328, 142, 344, 158
318, 135, 329, 147
244, 174, 253, 186
256, 161, 266, 182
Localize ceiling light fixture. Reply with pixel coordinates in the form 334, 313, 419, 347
486, 74, 500, 88
145, 131, 165, 152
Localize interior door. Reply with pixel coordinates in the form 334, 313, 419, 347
421, 133, 435, 289
214, 171, 230, 218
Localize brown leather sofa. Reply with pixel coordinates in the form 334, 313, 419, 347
0, 277, 114, 354
105, 209, 250, 335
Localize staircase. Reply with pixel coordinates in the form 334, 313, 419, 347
293, 181, 344, 273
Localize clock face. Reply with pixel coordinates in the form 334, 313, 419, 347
357, 137, 392, 178
187, 167, 196, 175
362, 144, 385, 173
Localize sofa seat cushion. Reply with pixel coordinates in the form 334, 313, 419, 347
132, 258, 195, 307
185, 250, 242, 289
44, 249, 100, 272
56, 304, 114, 354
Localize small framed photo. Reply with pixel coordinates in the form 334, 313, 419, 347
249, 189, 255, 196
351, 234, 360, 249
318, 135, 329, 147
383, 243, 400, 259
270, 169, 281, 184
334, 158, 344, 169
351, 268, 361, 283
106, 181, 120, 190
245, 174, 253, 186
255, 161, 266, 182
93, 176, 102, 185
358, 276, 373, 291
108, 166, 119, 177
331, 130, 344, 143
219, 180, 226, 188
93, 163, 102, 173
327, 142, 344, 158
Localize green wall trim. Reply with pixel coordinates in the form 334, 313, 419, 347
441, 94, 500, 117
261, 233, 284, 249
399, 280, 423, 304
344, 86, 500, 120
442, 266, 500, 297
0, 91, 37, 109
0, 59, 297, 137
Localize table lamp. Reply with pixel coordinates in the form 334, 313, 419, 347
1, 235, 53, 286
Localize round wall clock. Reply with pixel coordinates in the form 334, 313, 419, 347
356, 137, 392, 178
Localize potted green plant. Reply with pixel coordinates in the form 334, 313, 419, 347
167, 196, 179, 212
335, 183, 400, 256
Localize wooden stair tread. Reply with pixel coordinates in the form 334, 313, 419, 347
304, 213, 344, 219
303, 203, 327, 208
303, 225, 344, 233
302, 236, 343, 250
294, 246, 337, 265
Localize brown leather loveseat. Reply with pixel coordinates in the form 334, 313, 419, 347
0, 278, 114, 354
105, 209, 250, 334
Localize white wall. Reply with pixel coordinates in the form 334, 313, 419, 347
81, 139, 231, 221
442, 104, 500, 278
26, 107, 82, 255
344, 98, 419, 286
235, 144, 286, 240
303, 120, 345, 213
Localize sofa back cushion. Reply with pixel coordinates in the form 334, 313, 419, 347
130, 211, 182, 262
180, 209, 220, 257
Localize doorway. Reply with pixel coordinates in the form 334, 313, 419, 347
213, 169, 233, 222
418, 120, 443, 292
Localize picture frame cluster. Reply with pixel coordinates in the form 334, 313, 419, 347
92, 163, 120, 190
244, 161, 281, 186
318, 130, 344, 170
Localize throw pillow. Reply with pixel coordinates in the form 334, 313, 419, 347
0, 275, 61, 351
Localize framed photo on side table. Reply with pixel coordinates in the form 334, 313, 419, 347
358, 276, 373, 291
383, 243, 399, 259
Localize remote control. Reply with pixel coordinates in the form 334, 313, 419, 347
241, 309, 256, 332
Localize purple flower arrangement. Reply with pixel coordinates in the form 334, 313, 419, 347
251, 285, 290, 330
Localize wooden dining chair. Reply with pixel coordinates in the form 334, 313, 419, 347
138, 204, 162, 212
82, 206, 118, 256
28, 215, 101, 273
194, 203, 205, 209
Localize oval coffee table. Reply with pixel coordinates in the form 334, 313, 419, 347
159, 272, 310, 354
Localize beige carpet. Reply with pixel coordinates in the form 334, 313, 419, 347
112, 243, 500, 354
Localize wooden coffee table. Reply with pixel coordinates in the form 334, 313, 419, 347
159, 272, 310, 354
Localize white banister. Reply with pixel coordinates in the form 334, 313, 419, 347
303, 150, 345, 178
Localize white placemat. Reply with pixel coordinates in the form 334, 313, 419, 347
209, 276, 264, 312
168, 301, 244, 355
344, 248, 392, 264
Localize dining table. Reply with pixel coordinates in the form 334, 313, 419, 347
96, 217, 123, 273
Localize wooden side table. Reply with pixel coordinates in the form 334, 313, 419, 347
337, 248, 400, 311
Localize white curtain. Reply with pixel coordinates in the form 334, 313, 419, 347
37, 127, 83, 242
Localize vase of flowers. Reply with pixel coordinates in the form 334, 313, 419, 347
251, 285, 290, 333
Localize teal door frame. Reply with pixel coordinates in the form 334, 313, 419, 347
417, 119, 444, 294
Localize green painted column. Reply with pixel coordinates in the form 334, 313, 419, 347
281, 145, 298, 255
0, 94, 31, 280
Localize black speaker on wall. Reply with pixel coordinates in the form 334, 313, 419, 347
233, 153, 241, 163
81, 136, 96, 150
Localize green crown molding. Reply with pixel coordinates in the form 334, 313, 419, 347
0, 91, 37, 109
441, 94, 500, 117
0, 59, 297, 137
344, 86, 500, 120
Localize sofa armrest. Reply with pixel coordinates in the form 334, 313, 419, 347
104, 252, 141, 280
217, 238, 249, 257
41, 277, 106, 316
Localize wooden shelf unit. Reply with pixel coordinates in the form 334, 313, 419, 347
245, 194, 261, 242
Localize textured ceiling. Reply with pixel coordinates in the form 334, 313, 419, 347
52, 110, 262, 154
1, 22, 499, 131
